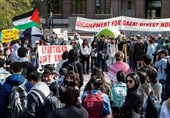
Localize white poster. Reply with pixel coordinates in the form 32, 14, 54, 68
38, 45, 72, 65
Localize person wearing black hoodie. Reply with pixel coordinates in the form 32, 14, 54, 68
61, 48, 84, 89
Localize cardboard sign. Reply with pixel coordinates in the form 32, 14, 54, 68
38, 45, 72, 65
1, 28, 19, 43
75, 16, 170, 32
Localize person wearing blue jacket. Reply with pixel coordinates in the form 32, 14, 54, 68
0, 61, 30, 118
155, 50, 168, 102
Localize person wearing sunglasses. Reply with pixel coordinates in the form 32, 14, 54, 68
113, 72, 144, 118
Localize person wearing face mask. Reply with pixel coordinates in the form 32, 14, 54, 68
112, 72, 144, 118
59, 71, 80, 102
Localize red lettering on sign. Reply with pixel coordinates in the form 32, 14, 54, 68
39, 55, 51, 64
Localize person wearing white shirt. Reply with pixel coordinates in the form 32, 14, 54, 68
80, 39, 91, 74
108, 38, 118, 66
147, 40, 155, 61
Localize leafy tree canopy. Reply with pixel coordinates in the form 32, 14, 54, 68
0, 0, 33, 30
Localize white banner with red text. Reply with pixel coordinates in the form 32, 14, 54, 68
75, 16, 170, 32
38, 45, 72, 65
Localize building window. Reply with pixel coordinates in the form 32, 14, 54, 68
72, 0, 86, 14
128, 1, 132, 9
50, 0, 63, 14
95, 0, 110, 14
145, 0, 161, 19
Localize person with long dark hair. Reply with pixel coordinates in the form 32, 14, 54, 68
113, 72, 144, 118
84, 67, 110, 95
80, 39, 91, 74
49, 87, 88, 118
91, 38, 98, 71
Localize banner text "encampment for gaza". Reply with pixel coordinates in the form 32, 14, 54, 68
75, 16, 170, 32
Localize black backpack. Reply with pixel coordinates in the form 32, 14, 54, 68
145, 94, 161, 118
62, 62, 80, 80
33, 89, 63, 118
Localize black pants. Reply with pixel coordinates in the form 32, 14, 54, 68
81, 55, 90, 73
97, 55, 106, 72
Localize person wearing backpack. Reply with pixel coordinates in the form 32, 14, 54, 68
110, 70, 127, 118
0, 61, 30, 118
16, 47, 35, 78
113, 72, 144, 118
27, 71, 51, 118
82, 77, 112, 118
155, 49, 168, 102
84, 67, 110, 95
61, 49, 84, 89
42, 66, 64, 111
49, 87, 88, 118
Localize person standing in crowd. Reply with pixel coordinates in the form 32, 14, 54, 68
61, 49, 84, 89
56, 51, 69, 75
112, 72, 144, 118
70, 40, 77, 49
84, 74, 110, 95
137, 71, 152, 115
10, 40, 20, 61
4, 47, 11, 63
134, 36, 145, 70
156, 34, 164, 52
16, 47, 35, 78
82, 78, 112, 118
128, 37, 135, 70
159, 97, 170, 118
59, 71, 80, 101
42, 65, 59, 89
31, 40, 39, 69
97, 35, 107, 72
21, 37, 29, 48
118, 37, 128, 63
91, 38, 98, 71
44, 35, 50, 43
108, 38, 118, 66
80, 39, 91, 74
0, 62, 30, 118
49, 33, 58, 45
0, 46, 5, 60
0, 58, 11, 85
111, 71, 127, 118
146, 39, 155, 61
155, 49, 168, 102
49, 87, 88, 118
84, 67, 110, 95
148, 69, 162, 103
27, 71, 51, 118
108, 51, 131, 83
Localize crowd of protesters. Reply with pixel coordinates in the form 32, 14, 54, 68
0, 31, 169, 118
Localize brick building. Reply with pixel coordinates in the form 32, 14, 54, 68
39, 0, 170, 31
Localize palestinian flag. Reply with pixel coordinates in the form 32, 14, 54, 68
12, 9, 40, 30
